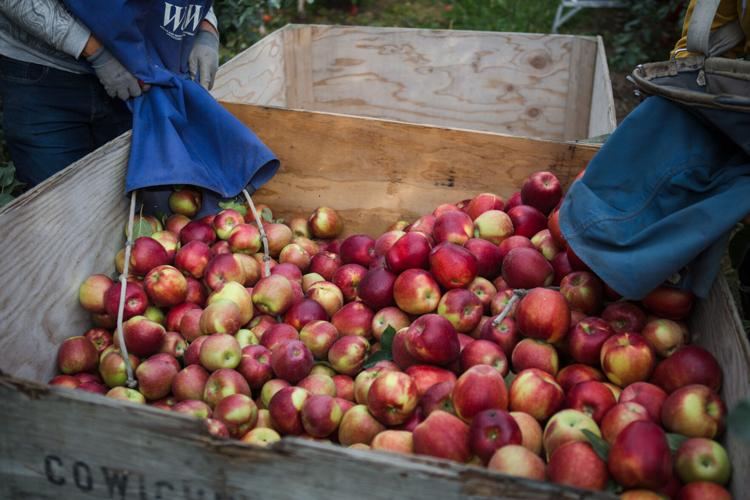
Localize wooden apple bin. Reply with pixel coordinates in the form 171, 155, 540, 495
0, 33, 747, 499
212, 24, 617, 141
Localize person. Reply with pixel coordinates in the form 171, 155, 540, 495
0, 0, 219, 187
559, 0, 750, 301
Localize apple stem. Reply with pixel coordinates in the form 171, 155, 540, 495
116, 191, 138, 388
243, 189, 271, 278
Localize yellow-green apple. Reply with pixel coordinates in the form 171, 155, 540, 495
247, 314, 276, 341
515, 288, 570, 343
459, 339, 508, 375
620, 382, 668, 422
79, 274, 114, 313
159, 331, 187, 358
150, 230, 179, 261
371, 430, 414, 454
429, 242, 478, 289
166, 213, 190, 235
502, 247, 553, 289
332, 374, 355, 401
279, 243, 311, 272
129, 237, 170, 276
237, 344, 273, 390
106, 387, 146, 404
487, 444, 546, 480
530, 229, 561, 261
642, 286, 694, 320
567, 317, 614, 366
270, 339, 313, 383
565, 380, 617, 423
98, 350, 140, 387
548, 441, 608, 490
676, 481, 731, 500
560, 271, 604, 315
172, 399, 211, 418
203, 368, 250, 408
338, 404, 385, 446
466, 193, 505, 220
479, 316, 519, 356
469, 409, 522, 463
332, 263, 367, 302
214, 393, 258, 437
521, 171, 562, 215
309, 251, 341, 281
169, 188, 201, 217
608, 421, 672, 489
413, 410, 471, 462
452, 364, 508, 422
371, 306, 410, 342
507, 205, 548, 238
252, 274, 294, 315
331, 301, 374, 338
555, 363, 605, 393
433, 210, 473, 246
661, 384, 726, 438
268, 386, 310, 435
403, 314, 460, 366
405, 365, 456, 398
204, 417, 230, 437
601, 333, 656, 389
306, 280, 344, 317
260, 323, 299, 351
259, 378, 290, 408
199, 333, 242, 371
301, 394, 343, 437
642, 318, 686, 358
437, 288, 483, 333
175, 240, 212, 279
473, 210, 513, 245
542, 409, 601, 459
407, 214, 436, 239
208, 282, 253, 326
393, 269, 442, 315
301, 272, 324, 292
199, 299, 242, 336
57, 336, 98, 374
366, 371, 418, 426
240, 427, 281, 447
299, 320, 339, 359
510, 411, 543, 455
298, 373, 336, 396
327, 335, 370, 376
83, 328, 112, 353
144, 306, 166, 325
263, 223, 293, 257
308, 206, 343, 239
374, 230, 405, 257
551, 252, 573, 285
289, 217, 311, 238
104, 281, 148, 320
385, 231, 431, 274
675, 438, 730, 485
123, 316, 166, 357
144, 265, 188, 307
234, 328, 258, 348
600, 402, 651, 445
651, 346, 722, 393
212, 209, 244, 241
353, 367, 386, 404
254, 408, 275, 429
234, 254, 261, 287
602, 301, 647, 333
204, 253, 245, 291
510, 368, 564, 422
172, 364, 209, 401
511, 338, 558, 375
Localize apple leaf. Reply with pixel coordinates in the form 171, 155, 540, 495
362, 350, 391, 369
0, 192, 14, 207
363, 325, 396, 369
503, 371, 516, 388
261, 207, 273, 222
729, 399, 750, 442
666, 433, 689, 452
0, 164, 15, 187
218, 199, 248, 217
605, 479, 623, 494
582, 429, 610, 461
131, 219, 154, 239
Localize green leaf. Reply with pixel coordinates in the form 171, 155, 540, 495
582, 429, 610, 461
729, 399, 750, 442
131, 217, 154, 239
729, 226, 750, 268
0, 192, 15, 207
0, 164, 15, 187
503, 371, 516, 387
218, 199, 248, 217
666, 433, 690, 452
380, 325, 396, 351
362, 350, 392, 369
261, 207, 273, 222
605, 479, 623, 494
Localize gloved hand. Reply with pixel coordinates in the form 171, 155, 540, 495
87, 47, 143, 100
189, 29, 220, 90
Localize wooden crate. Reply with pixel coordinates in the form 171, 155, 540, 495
0, 104, 746, 499
211, 24, 617, 141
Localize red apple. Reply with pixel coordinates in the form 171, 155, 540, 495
405, 365, 457, 397
123, 316, 165, 357
252, 274, 294, 315
498, 235, 535, 262
407, 215, 436, 238
602, 301, 647, 333
515, 288, 570, 343
469, 409, 522, 464
203, 254, 246, 292
642, 286, 694, 320
642, 318, 687, 357
559, 271, 603, 315
509, 411, 543, 455
366, 371, 418, 426
464, 239, 503, 280
487, 444, 545, 480
661, 384, 726, 438
403, 314, 460, 366
466, 193, 505, 220
479, 316, 519, 356
172, 364, 209, 401
565, 380, 617, 423
186, 276, 208, 306
429, 242, 478, 290
555, 363, 605, 393
600, 333, 656, 387
650, 346, 722, 393
437, 288, 483, 334
371, 306, 410, 342
420, 380, 455, 416
174, 240, 212, 279
551, 252, 573, 285
306, 280, 344, 317
393, 269, 441, 315
374, 230, 406, 257
338, 404, 386, 446
502, 247, 553, 289
358, 267, 397, 310
308, 206, 343, 239
299, 320, 339, 359
507, 205, 547, 238
509, 368, 564, 422
259, 378, 290, 409
268, 386, 310, 435
202, 368, 250, 408
327, 336, 370, 376
82, 328, 113, 353
413, 410, 471, 462
332, 374, 354, 401
57, 336, 98, 375
452, 364, 508, 422
371, 430, 414, 454
332, 263, 367, 302
169, 188, 201, 217
521, 171, 562, 215
676, 482, 731, 500
300, 394, 343, 438
511, 338, 558, 375
608, 421, 672, 490
128, 237, 170, 276
339, 234, 375, 267
619, 382, 668, 422
78, 274, 114, 313
433, 210, 473, 245
213, 393, 258, 437
601, 402, 651, 445
460, 340, 508, 375
180, 220, 215, 246
674, 438, 731, 485
567, 317, 614, 366
548, 441, 608, 490
309, 251, 342, 281
283, 299, 327, 331
143, 265, 187, 307
331, 301, 374, 338
270, 339, 313, 383
104, 281, 148, 320
298, 373, 336, 397
228, 223, 261, 254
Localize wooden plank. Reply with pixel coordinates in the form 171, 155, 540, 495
211, 27, 287, 107
562, 37, 597, 141
283, 25, 314, 108
220, 103, 599, 236
688, 275, 750, 499
0, 376, 614, 500
305, 25, 592, 140
587, 36, 618, 136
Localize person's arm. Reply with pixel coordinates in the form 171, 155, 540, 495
0, 0, 91, 59
189, 7, 220, 90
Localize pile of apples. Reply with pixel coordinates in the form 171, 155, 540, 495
52, 172, 731, 499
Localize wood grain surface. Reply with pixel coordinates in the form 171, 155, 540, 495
0, 375, 614, 500
588, 36, 618, 137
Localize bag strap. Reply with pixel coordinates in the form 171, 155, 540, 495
687, 0, 746, 57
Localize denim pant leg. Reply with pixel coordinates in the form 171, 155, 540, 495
0, 56, 132, 187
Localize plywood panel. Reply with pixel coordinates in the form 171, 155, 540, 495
211, 27, 287, 106
562, 38, 597, 141
306, 25, 591, 140
587, 36, 618, 136
283, 24, 314, 108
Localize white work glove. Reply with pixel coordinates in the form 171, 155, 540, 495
189, 29, 220, 90
87, 47, 143, 101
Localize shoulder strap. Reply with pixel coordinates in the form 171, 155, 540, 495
687, 0, 745, 57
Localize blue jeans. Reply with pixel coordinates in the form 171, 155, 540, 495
0, 55, 132, 187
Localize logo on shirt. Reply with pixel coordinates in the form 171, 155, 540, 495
162, 2, 204, 40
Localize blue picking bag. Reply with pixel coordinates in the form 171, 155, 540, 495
62, 0, 279, 201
